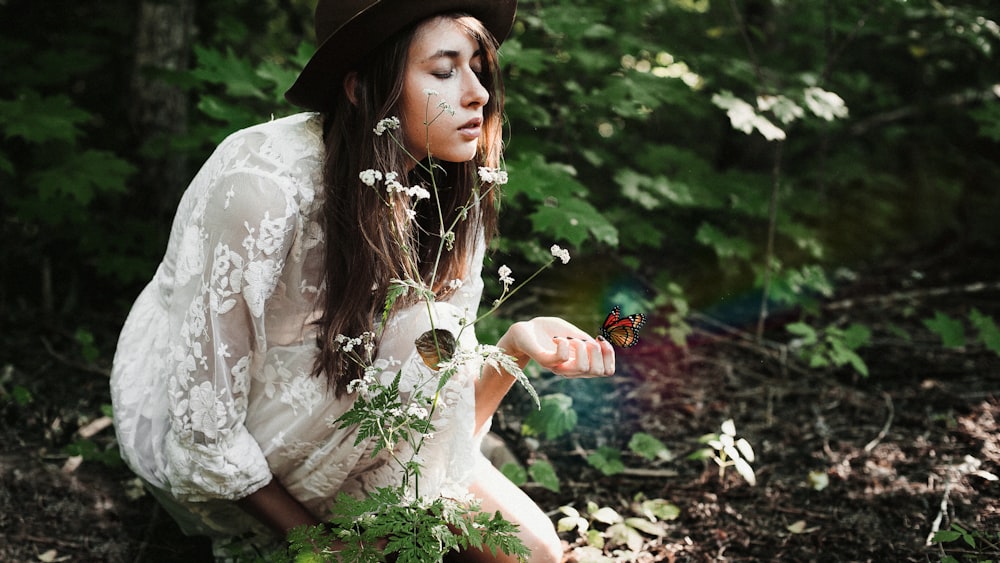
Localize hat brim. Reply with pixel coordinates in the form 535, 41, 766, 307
285, 0, 516, 113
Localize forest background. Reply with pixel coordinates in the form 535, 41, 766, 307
1, 0, 999, 561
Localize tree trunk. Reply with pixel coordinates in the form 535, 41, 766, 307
129, 0, 195, 213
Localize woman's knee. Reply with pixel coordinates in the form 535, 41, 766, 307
467, 462, 565, 562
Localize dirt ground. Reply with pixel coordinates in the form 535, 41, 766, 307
2, 250, 998, 562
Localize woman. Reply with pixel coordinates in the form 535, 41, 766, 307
110, 1, 615, 561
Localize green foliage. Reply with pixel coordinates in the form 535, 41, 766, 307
931, 523, 1000, 563
558, 495, 679, 557
528, 459, 561, 493
0, 365, 32, 406
969, 309, 1000, 356
587, 446, 625, 476
283, 488, 529, 563
64, 438, 122, 468
500, 462, 527, 486
628, 432, 673, 462
924, 311, 967, 348
924, 309, 1000, 357
787, 321, 871, 377
74, 328, 100, 364
521, 393, 578, 440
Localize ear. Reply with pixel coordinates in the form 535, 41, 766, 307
343, 71, 359, 106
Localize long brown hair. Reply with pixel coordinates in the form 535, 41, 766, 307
314, 14, 505, 393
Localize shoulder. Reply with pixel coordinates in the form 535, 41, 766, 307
219, 112, 325, 171
203, 113, 325, 213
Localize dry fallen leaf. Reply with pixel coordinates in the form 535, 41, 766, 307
786, 520, 820, 534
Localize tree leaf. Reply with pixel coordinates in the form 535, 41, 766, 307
0, 90, 90, 143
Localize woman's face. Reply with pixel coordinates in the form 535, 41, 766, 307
399, 17, 490, 164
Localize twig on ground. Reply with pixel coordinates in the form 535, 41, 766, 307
863, 392, 894, 453
824, 281, 1000, 312
40, 337, 111, 378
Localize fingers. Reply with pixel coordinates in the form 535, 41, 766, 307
509, 317, 617, 378
549, 336, 615, 378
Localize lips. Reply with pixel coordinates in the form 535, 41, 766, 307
459, 117, 482, 132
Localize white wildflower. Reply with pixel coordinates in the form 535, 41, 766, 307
406, 186, 431, 200
423, 88, 439, 97
386, 177, 404, 193
477, 167, 509, 185
498, 265, 514, 290
437, 100, 455, 116
550, 244, 571, 264
359, 169, 382, 187
405, 403, 429, 420
346, 377, 369, 397
374, 116, 400, 136
447, 279, 464, 290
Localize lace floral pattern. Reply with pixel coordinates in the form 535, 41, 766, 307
110, 113, 488, 538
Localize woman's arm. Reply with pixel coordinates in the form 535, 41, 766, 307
236, 477, 322, 537
474, 317, 616, 434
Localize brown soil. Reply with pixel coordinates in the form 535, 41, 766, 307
2, 256, 998, 562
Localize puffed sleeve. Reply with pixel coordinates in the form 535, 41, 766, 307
160, 140, 301, 502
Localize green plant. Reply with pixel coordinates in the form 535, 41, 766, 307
558, 495, 679, 557
74, 328, 100, 364
925, 309, 1000, 356
521, 393, 578, 441
786, 321, 871, 377
628, 432, 674, 463
695, 419, 757, 486
931, 523, 1000, 563
586, 446, 625, 476
527, 459, 561, 493
0, 365, 32, 406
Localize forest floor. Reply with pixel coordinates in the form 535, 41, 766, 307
1, 246, 998, 562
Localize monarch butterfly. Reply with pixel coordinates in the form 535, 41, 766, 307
599, 305, 646, 348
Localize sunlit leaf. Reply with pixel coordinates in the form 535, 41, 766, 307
522, 393, 577, 440
528, 459, 560, 493
590, 506, 622, 525
628, 432, 673, 461
587, 447, 625, 476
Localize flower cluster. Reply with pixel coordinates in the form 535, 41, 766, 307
335, 331, 376, 356
497, 265, 514, 290
477, 166, 509, 185
374, 116, 401, 136
550, 244, 571, 264
423, 88, 455, 116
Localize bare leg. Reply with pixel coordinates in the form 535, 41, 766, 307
448, 461, 563, 563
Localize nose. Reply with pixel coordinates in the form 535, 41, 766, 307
463, 70, 489, 109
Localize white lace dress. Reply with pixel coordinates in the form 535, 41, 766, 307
110, 113, 490, 545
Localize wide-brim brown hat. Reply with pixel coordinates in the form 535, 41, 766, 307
285, 0, 517, 113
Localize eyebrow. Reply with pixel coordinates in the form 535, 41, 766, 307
420, 48, 482, 64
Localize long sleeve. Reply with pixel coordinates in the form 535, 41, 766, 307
161, 142, 305, 502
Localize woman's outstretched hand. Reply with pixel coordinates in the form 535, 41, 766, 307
498, 317, 615, 378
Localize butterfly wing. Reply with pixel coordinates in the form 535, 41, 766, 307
600, 307, 646, 348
